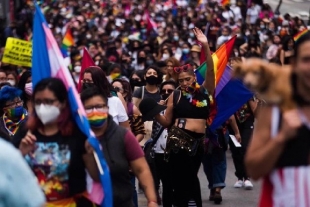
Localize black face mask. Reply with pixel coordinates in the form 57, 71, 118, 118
137, 57, 146, 63
130, 79, 144, 87
82, 82, 95, 90
145, 75, 158, 85
161, 93, 170, 100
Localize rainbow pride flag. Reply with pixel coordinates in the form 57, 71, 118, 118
294, 28, 309, 42
32, 4, 112, 207
196, 36, 236, 86
195, 36, 253, 131
61, 28, 74, 50
221, 0, 230, 6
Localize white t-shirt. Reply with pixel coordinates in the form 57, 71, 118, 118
108, 96, 128, 125
247, 7, 259, 24
222, 10, 235, 21
154, 128, 168, 154
217, 35, 231, 48
230, 5, 242, 21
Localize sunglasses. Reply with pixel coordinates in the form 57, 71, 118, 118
160, 89, 174, 94
174, 64, 193, 73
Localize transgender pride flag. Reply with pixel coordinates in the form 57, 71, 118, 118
32, 5, 112, 207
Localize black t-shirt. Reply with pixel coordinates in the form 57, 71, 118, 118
25, 128, 87, 201
133, 86, 161, 102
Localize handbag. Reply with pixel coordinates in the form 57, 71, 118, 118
143, 126, 165, 164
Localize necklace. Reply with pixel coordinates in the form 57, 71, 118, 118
182, 83, 208, 107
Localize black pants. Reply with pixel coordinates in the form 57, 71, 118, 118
229, 126, 253, 180
169, 148, 204, 207
155, 153, 173, 207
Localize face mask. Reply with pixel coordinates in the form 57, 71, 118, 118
24, 82, 33, 96
173, 36, 179, 41
137, 57, 146, 63
260, 25, 265, 29
145, 75, 158, 85
162, 53, 169, 60
74, 65, 81, 73
86, 34, 91, 39
7, 80, 15, 86
87, 110, 108, 128
146, 60, 154, 65
95, 61, 99, 65
141, 29, 147, 33
245, 31, 250, 36
161, 93, 170, 100
5, 106, 24, 118
35, 104, 60, 125
182, 48, 190, 54
130, 79, 143, 87
189, 32, 195, 38
82, 82, 95, 90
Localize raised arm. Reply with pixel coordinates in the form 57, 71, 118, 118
193, 27, 215, 95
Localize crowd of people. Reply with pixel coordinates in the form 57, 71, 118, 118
1, 0, 310, 206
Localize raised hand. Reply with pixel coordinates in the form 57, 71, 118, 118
193, 27, 208, 45
19, 131, 37, 156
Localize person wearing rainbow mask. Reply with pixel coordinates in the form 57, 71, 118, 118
0, 86, 28, 141
80, 87, 158, 207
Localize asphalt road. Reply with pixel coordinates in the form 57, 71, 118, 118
264, 0, 310, 21
138, 152, 261, 207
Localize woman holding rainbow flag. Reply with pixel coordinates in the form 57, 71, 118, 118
141, 27, 214, 207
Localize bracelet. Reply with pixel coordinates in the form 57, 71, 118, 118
148, 201, 158, 204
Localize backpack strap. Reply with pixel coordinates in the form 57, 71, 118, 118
141, 86, 145, 99
173, 90, 181, 107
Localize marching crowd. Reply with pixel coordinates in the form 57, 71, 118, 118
1, 0, 310, 207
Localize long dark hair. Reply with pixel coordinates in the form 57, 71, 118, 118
27, 78, 74, 136
291, 31, 310, 106
112, 79, 133, 103
83, 66, 114, 98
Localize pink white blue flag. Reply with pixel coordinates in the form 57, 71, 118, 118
32, 4, 112, 207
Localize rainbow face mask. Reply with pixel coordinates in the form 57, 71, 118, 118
6, 106, 24, 118
87, 110, 108, 128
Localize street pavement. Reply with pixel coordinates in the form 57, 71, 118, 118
264, 0, 310, 21
138, 152, 261, 207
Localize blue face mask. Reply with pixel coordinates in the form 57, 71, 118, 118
182, 48, 190, 54
174, 36, 179, 41
141, 28, 147, 33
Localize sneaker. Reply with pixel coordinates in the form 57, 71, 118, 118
234, 180, 244, 188
244, 180, 253, 190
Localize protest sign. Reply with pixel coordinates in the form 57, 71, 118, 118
2, 38, 32, 67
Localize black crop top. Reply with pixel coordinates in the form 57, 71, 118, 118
173, 87, 210, 119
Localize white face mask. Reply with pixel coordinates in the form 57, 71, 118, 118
95, 61, 99, 66
86, 34, 92, 39
162, 54, 169, 60
7, 80, 15, 86
74, 65, 81, 73
35, 104, 60, 125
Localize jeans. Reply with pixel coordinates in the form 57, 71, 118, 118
229, 126, 253, 180
130, 174, 138, 207
203, 146, 227, 189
